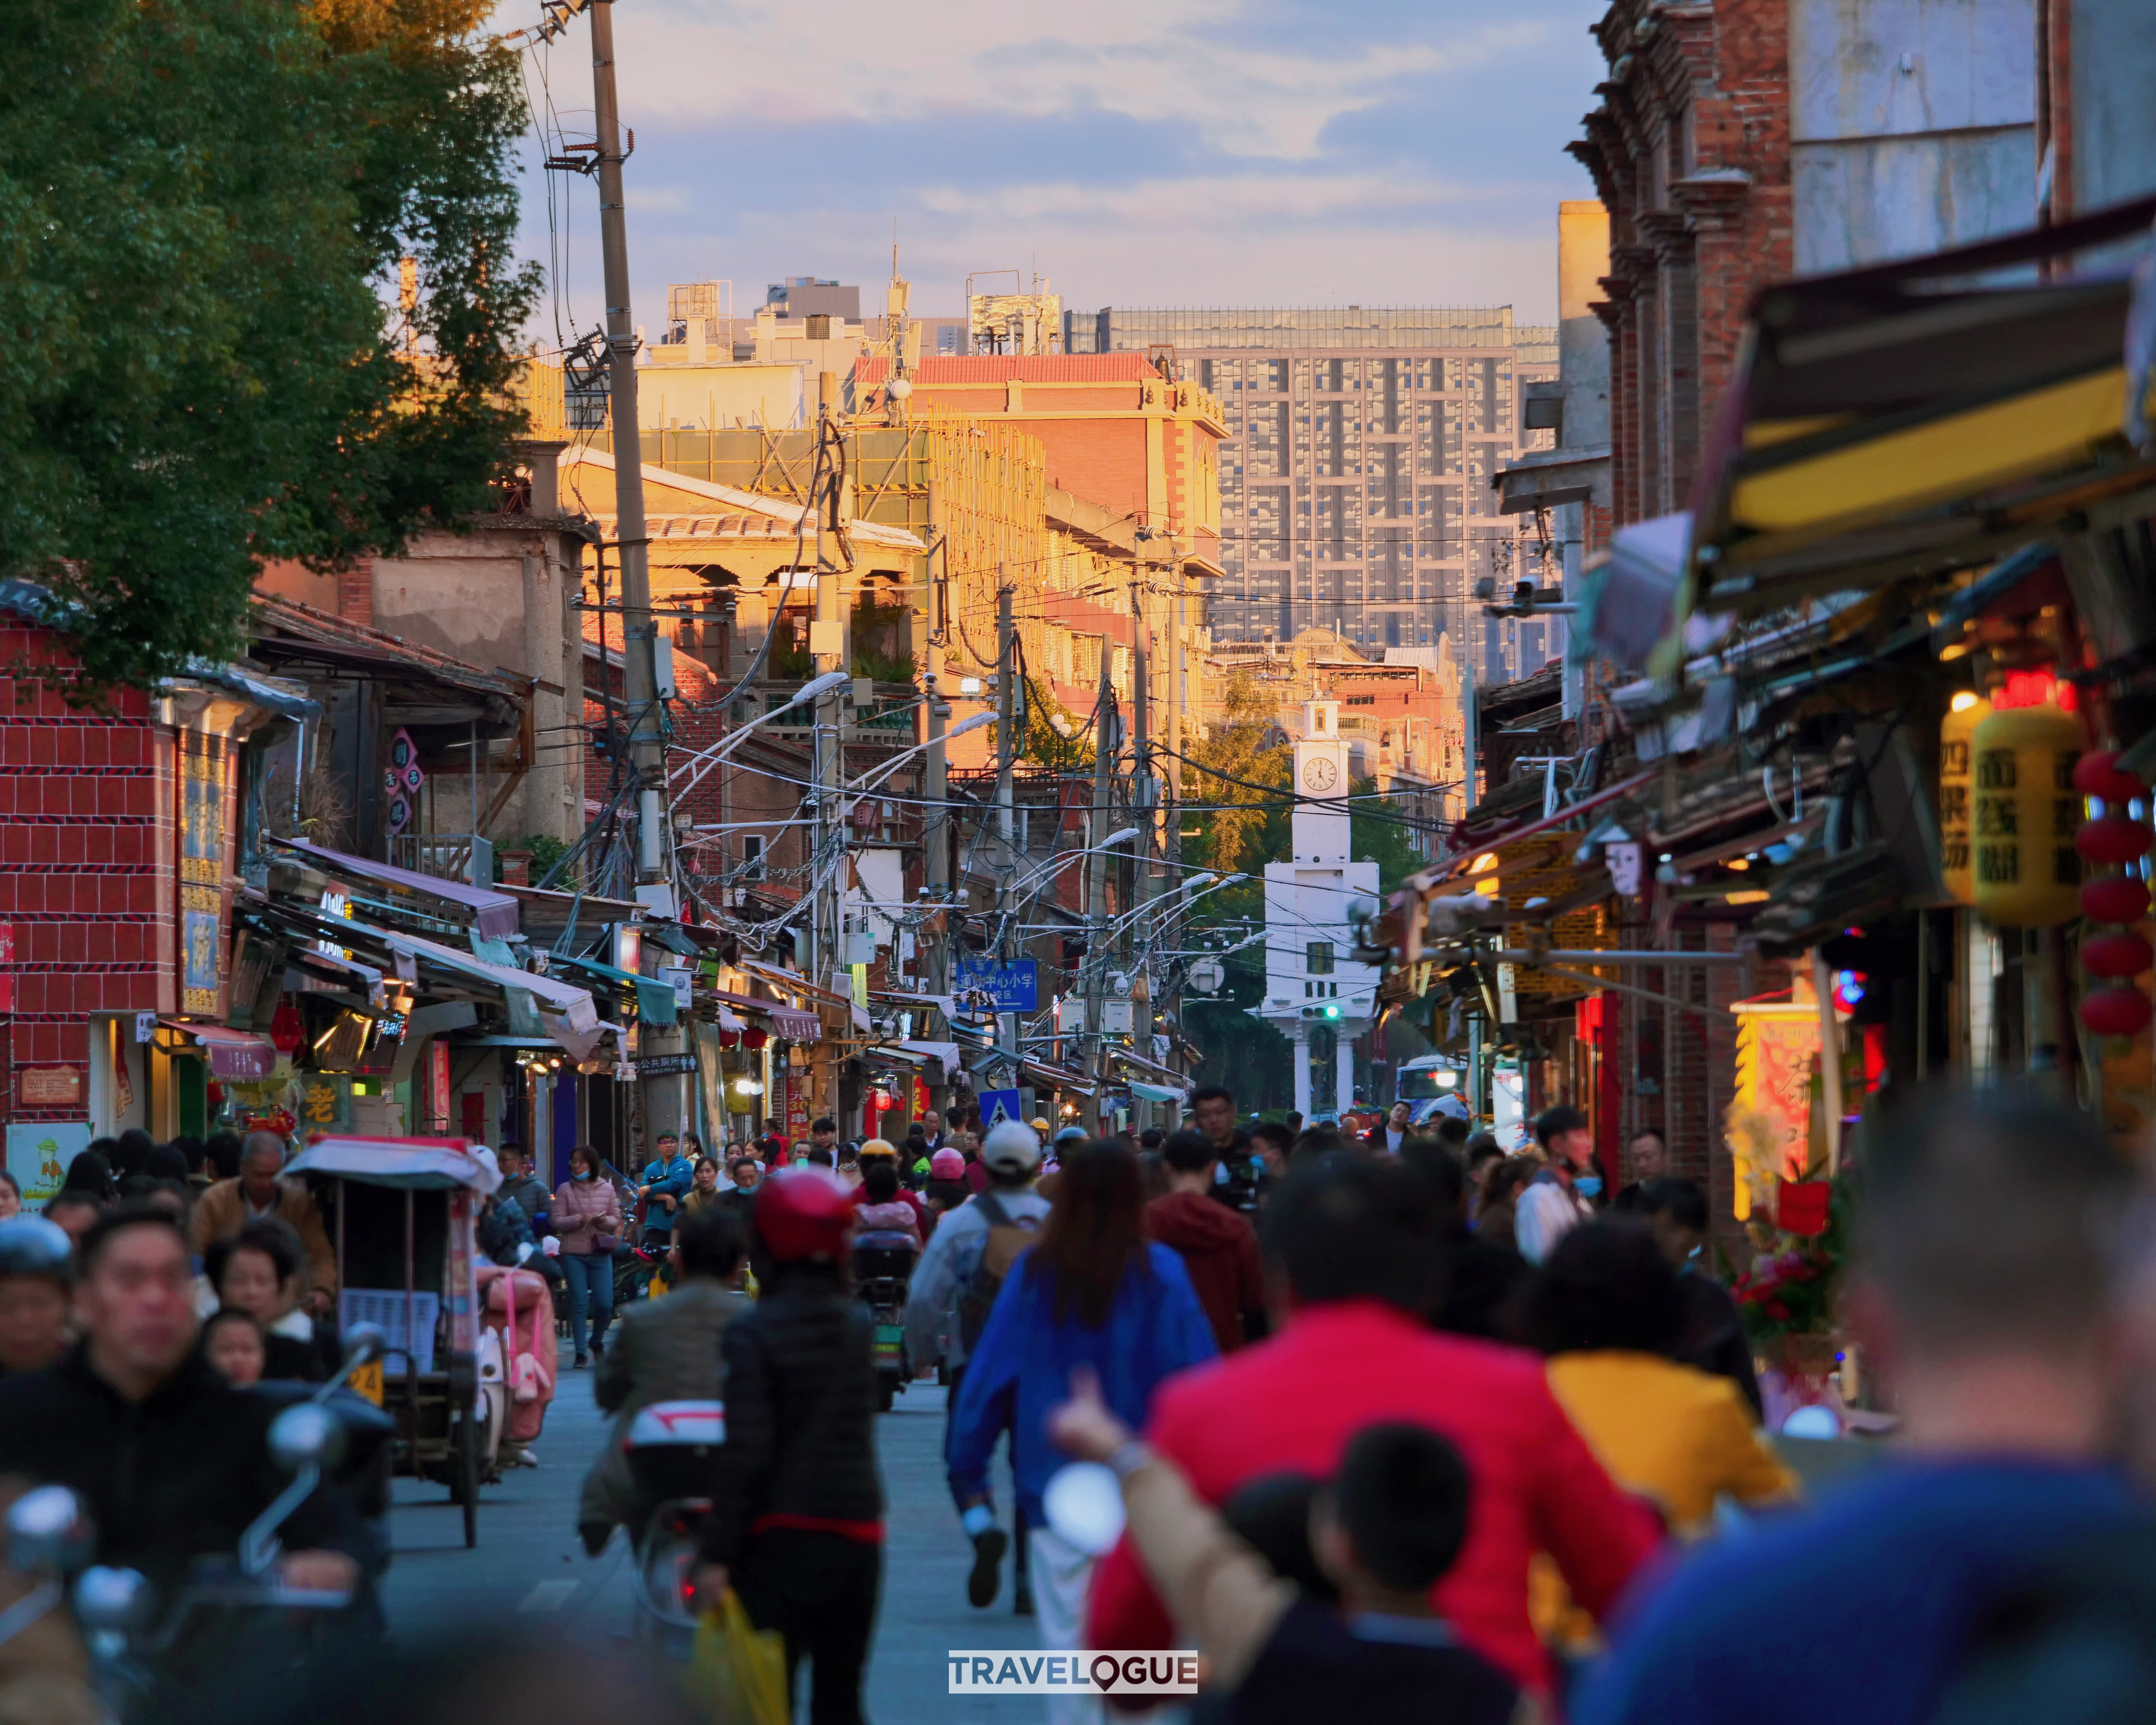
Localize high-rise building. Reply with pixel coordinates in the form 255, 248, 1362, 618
1066, 308, 1557, 683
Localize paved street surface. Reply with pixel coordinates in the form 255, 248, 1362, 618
382, 1360, 1039, 1722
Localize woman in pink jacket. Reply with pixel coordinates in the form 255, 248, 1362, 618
554, 1146, 622, 1367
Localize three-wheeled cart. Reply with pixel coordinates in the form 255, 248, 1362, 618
285, 1135, 508, 1549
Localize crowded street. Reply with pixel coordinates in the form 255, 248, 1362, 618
6, 1, 2156, 1722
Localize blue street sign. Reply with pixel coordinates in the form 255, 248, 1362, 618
978, 1089, 1025, 1129
953, 957, 1039, 1014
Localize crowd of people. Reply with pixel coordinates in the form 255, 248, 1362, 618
8, 1078, 2156, 1724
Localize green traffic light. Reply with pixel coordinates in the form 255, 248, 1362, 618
1323, 1003, 1339, 1019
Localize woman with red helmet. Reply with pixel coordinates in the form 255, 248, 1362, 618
695, 1166, 882, 1723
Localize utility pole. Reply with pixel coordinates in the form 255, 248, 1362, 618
588, 1, 667, 891
811, 372, 846, 1121
1128, 570, 1155, 1127
993, 577, 1018, 1084
1081, 642, 1114, 1133
922, 481, 951, 988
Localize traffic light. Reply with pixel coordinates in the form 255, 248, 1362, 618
1322, 1003, 1340, 1020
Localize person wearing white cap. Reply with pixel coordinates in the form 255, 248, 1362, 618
906, 1118, 1053, 1615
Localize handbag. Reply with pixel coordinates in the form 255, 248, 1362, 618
591, 1231, 619, 1254
689, 1591, 788, 1725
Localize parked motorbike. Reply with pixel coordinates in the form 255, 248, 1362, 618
852, 1230, 919, 1413
620, 1400, 724, 1658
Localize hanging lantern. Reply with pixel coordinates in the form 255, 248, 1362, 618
2082, 931, 2154, 979
2075, 813, 2152, 865
1971, 701, 2084, 927
1938, 690, 1990, 906
2072, 749, 2147, 804
2080, 985, 2153, 1038
2081, 874, 2152, 923
742, 1027, 769, 1051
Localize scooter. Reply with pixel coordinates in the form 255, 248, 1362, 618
620, 1400, 724, 1658
0, 1326, 387, 1717
852, 1230, 919, 1414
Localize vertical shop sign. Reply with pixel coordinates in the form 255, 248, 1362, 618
179, 731, 228, 1015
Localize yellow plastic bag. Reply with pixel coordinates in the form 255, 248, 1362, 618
687, 1591, 789, 1725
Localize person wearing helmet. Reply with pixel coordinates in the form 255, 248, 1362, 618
853, 1140, 932, 1238
903, 1119, 1052, 1614
0, 1216, 73, 1380
695, 1167, 881, 1722
923, 1147, 970, 1223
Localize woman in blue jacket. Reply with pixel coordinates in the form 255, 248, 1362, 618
949, 1137, 1218, 1724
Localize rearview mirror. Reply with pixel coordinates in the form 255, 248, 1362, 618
6, 1486, 91, 1575
73, 1566, 154, 1635
268, 1403, 346, 1476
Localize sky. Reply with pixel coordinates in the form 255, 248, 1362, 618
498, 0, 1606, 346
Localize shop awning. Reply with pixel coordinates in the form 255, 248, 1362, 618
1109, 1046, 1188, 1087
158, 1020, 278, 1079
373, 928, 600, 1032
277, 839, 522, 941
1688, 192, 2156, 615
1127, 1080, 1185, 1103
549, 953, 679, 1028
897, 1040, 961, 1069
1024, 1059, 1094, 1098
739, 959, 852, 1012
287, 1136, 499, 1193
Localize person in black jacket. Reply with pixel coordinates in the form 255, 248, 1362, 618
1399, 1138, 1530, 1343
0, 1208, 360, 1635
695, 1168, 881, 1725
1638, 1177, 1764, 1419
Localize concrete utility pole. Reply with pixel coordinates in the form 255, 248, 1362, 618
587, 1, 667, 888
922, 483, 951, 990
811, 372, 846, 1117
1127, 569, 1154, 1127
1081, 642, 1115, 1133
993, 577, 1019, 1077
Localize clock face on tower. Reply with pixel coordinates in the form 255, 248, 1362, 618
1301, 756, 1339, 792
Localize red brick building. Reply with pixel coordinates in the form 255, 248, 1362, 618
1571, 0, 1792, 527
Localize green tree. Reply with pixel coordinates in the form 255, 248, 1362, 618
0, 0, 537, 696
1182, 672, 1290, 876
1349, 776, 1424, 893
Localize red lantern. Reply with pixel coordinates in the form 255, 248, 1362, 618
270, 1000, 304, 1056
2082, 932, 2155, 979
742, 1027, 769, 1051
2080, 874, 2152, 923
2080, 986, 2153, 1038
1775, 1180, 1833, 1236
2073, 750, 2146, 802
2075, 814, 2153, 864
718, 1029, 740, 1048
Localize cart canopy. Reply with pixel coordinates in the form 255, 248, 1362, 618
289, 1136, 501, 1193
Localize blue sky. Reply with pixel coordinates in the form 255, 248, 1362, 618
499, 0, 1606, 343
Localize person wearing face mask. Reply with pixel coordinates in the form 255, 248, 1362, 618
1515, 1106, 1600, 1266
554, 1146, 622, 1367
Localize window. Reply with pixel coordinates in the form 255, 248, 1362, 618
742, 834, 766, 879
1307, 941, 1335, 975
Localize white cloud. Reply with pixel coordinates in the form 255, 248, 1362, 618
515, 0, 1551, 162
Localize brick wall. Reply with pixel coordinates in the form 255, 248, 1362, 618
1573, 0, 1791, 527
0, 624, 175, 1122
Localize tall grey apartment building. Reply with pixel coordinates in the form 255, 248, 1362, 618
1066, 308, 1558, 683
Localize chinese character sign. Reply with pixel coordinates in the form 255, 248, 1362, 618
1730, 1003, 1822, 1208
179, 732, 229, 1015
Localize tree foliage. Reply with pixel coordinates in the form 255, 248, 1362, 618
0, 0, 538, 694
1182, 672, 1290, 877
1348, 775, 1425, 894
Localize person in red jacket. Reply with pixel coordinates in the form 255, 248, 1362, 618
1086, 1151, 1660, 1698
1146, 1130, 1267, 1354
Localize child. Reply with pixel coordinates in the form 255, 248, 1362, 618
203, 1307, 268, 1388
1048, 1368, 1523, 1725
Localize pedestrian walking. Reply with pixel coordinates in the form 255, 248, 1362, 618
635, 1133, 692, 1251
554, 1146, 622, 1368
1399, 1140, 1527, 1343
1636, 1175, 1764, 1417
949, 1138, 1217, 1725
1049, 1371, 1521, 1725
1514, 1106, 1597, 1265
694, 1167, 881, 1725
1575, 1087, 2143, 1725
1146, 1129, 1266, 1353
905, 1121, 1052, 1612
1086, 1150, 1658, 1699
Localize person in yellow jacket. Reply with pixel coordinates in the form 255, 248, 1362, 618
1522, 1219, 1796, 1652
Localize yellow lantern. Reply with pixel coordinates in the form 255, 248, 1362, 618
1971, 700, 2083, 927
1938, 690, 1990, 905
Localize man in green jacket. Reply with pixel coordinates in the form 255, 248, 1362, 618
578, 1205, 751, 1554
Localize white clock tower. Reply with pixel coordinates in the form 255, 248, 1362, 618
1257, 700, 1380, 1120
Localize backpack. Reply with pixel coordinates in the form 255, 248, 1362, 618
957, 1191, 1040, 1350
